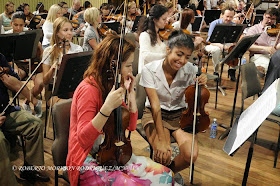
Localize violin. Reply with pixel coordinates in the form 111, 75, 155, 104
180, 52, 210, 133
159, 28, 191, 40
226, 45, 239, 67
104, 14, 122, 22
98, 23, 117, 37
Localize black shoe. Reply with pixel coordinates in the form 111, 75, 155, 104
20, 168, 50, 183
228, 69, 236, 82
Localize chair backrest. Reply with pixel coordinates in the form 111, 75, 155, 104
240, 62, 262, 112
241, 62, 262, 99
51, 98, 72, 166
135, 73, 146, 119
132, 47, 139, 76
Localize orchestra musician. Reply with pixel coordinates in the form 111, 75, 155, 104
204, 4, 237, 81
58, 1, 70, 18
140, 30, 207, 172
42, 17, 83, 105
68, 0, 82, 17
82, 7, 101, 51
66, 34, 174, 186
0, 53, 50, 185
5, 11, 43, 117
42, 4, 63, 50
165, 2, 177, 25
120, 1, 141, 34
33, 2, 48, 14
137, 4, 169, 73
246, 8, 280, 77
100, 3, 111, 22
17, 3, 45, 30
0, 1, 14, 31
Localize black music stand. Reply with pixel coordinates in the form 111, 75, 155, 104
218, 33, 261, 140
208, 24, 246, 96
104, 21, 120, 34
53, 51, 92, 99
204, 10, 221, 25
0, 29, 42, 62
192, 16, 204, 33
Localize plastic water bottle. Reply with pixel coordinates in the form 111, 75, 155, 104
242, 57, 246, 65
210, 118, 218, 138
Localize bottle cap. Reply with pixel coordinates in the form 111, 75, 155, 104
213, 118, 217, 122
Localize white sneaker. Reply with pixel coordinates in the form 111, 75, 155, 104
34, 100, 42, 118
22, 102, 32, 114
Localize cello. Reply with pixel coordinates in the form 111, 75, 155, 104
97, 0, 132, 166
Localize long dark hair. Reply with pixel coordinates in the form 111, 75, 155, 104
84, 35, 136, 101
181, 8, 195, 29
137, 4, 168, 46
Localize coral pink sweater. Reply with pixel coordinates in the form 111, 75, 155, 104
66, 77, 138, 186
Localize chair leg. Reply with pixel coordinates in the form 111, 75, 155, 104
44, 101, 48, 138
274, 128, 280, 168
206, 55, 210, 73
215, 77, 218, 109
55, 169, 58, 186
149, 144, 153, 159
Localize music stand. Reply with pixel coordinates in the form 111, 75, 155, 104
208, 24, 246, 96
204, 10, 221, 25
0, 29, 42, 61
218, 33, 261, 140
132, 16, 142, 32
192, 16, 204, 33
104, 21, 120, 34
53, 51, 92, 99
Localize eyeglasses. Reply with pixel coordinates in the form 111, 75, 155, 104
63, 7, 68, 9
265, 16, 276, 21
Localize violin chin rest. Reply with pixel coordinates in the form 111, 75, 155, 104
115, 141, 125, 146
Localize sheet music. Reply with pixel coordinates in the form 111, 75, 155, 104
224, 78, 280, 155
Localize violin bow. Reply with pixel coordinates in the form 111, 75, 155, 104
189, 51, 203, 184
1, 44, 57, 115
113, 0, 128, 142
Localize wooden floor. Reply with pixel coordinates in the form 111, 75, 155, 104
10, 54, 280, 186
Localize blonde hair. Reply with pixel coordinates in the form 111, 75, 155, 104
46, 4, 62, 23
50, 17, 72, 64
84, 7, 99, 26
128, 1, 136, 9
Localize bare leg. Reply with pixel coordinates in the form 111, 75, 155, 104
168, 129, 199, 173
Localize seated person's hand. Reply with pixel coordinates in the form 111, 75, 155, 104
0, 113, 6, 126
195, 73, 207, 85
266, 46, 276, 55
154, 139, 172, 165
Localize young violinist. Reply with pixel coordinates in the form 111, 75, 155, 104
140, 30, 207, 173
17, 3, 45, 30
137, 4, 169, 73
100, 3, 111, 22
0, 53, 50, 184
82, 7, 101, 51
42, 4, 63, 50
120, 1, 141, 34
0, 1, 14, 30
6, 11, 43, 117
58, 1, 69, 18
42, 17, 83, 105
67, 34, 174, 186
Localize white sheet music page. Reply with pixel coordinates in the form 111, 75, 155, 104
226, 78, 280, 155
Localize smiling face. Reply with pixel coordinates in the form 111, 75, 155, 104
23, 5, 30, 16
165, 46, 193, 72
57, 22, 73, 42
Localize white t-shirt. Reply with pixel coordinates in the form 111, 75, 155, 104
138, 31, 166, 73
43, 42, 83, 66
5, 27, 29, 34
139, 58, 197, 111
42, 21, 53, 46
